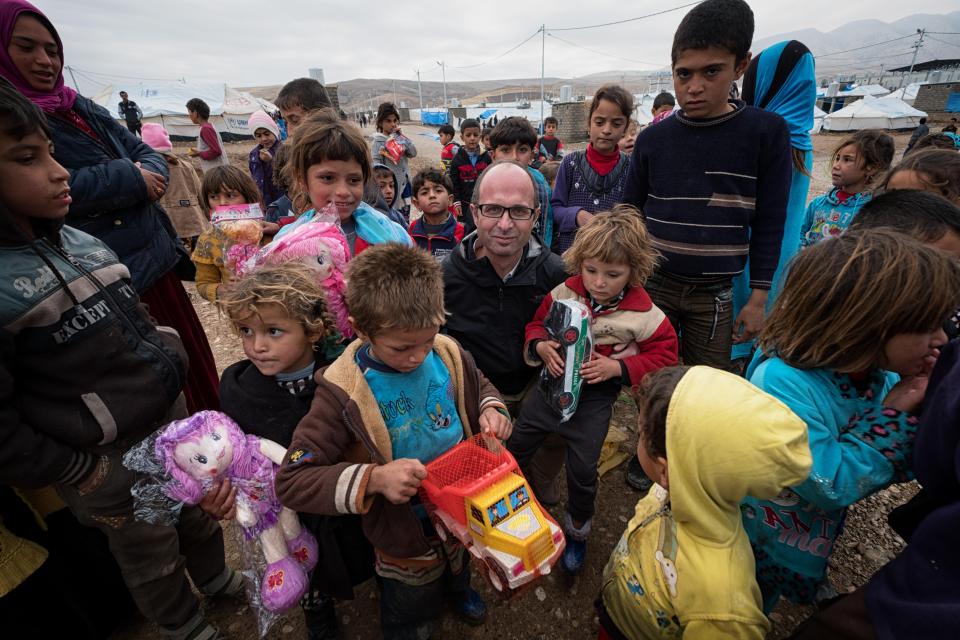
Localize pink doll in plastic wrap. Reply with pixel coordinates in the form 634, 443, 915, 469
252, 218, 352, 338
155, 411, 318, 613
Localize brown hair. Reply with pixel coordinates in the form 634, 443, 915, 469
346, 244, 446, 337
635, 366, 692, 459
830, 129, 895, 187
563, 205, 660, 286
288, 117, 370, 210
757, 229, 960, 373
200, 165, 262, 214
589, 84, 635, 121
537, 160, 561, 186
218, 262, 334, 340
880, 149, 960, 205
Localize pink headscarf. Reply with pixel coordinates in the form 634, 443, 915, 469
0, 0, 77, 112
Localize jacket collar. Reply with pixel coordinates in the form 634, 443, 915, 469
564, 274, 653, 313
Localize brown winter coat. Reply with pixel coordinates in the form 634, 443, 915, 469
275, 334, 505, 560
160, 154, 209, 238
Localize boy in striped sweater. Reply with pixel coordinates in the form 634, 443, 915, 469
622, 0, 791, 370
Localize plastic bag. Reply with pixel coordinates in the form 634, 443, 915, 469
123, 411, 318, 637
384, 135, 406, 164
211, 203, 264, 274
540, 299, 593, 422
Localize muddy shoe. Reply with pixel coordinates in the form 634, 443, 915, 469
625, 456, 653, 493
453, 588, 488, 626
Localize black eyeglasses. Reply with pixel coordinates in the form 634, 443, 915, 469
476, 203, 537, 220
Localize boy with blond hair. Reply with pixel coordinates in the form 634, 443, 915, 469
276, 244, 512, 639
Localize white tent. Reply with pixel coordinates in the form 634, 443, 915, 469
811, 105, 827, 134
822, 95, 927, 132
887, 82, 926, 106
92, 81, 278, 138
840, 84, 890, 98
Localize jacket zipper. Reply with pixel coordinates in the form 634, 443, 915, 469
47, 240, 184, 391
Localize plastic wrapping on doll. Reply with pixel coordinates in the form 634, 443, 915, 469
123, 411, 318, 636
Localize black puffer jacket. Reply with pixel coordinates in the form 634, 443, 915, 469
46, 94, 179, 293
0, 218, 186, 489
442, 233, 567, 395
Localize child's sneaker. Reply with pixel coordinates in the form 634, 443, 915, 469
561, 537, 587, 574
453, 588, 487, 626
302, 592, 338, 640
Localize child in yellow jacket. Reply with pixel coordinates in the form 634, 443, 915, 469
597, 366, 811, 639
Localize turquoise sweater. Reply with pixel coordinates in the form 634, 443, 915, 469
799, 187, 872, 247
741, 353, 917, 611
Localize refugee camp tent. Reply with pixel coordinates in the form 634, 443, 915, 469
822, 95, 927, 132
811, 105, 826, 134
419, 109, 449, 125
840, 84, 890, 98
887, 82, 926, 105
92, 82, 278, 140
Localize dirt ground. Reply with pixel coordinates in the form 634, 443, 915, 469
113, 127, 917, 639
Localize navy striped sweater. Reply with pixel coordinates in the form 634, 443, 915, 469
622, 102, 791, 290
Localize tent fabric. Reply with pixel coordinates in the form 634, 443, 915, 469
477, 108, 497, 120
92, 82, 277, 138
888, 82, 926, 105
822, 95, 927, 132
420, 109, 449, 125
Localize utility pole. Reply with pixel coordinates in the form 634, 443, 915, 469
898, 28, 925, 90
414, 69, 423, 112
437, 61, 448, 122
540, 24, 546, 129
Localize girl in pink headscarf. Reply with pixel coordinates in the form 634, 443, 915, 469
0, 0, 221, 415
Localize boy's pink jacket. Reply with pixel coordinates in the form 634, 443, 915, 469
524, 275, 678, 387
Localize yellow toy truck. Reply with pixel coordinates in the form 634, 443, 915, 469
420, 434, 565, 594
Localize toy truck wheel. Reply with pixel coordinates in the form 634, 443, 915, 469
485, 557, 510, 594
561, 327, 579, 346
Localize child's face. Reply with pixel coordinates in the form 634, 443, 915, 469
0, 129, 71, 236
589, 99, 629, 153
831, 144, 871, 191
492, 142, 534, 166
414, 180, 451, 217
545, 123, 557, 136
581, 257, 631, 304
254, 128, 277, 149
234, 303, 321, 377
618, 123, 639, 155
673, 46, 750, 119
883, 329, 947, 377
280, 104, 307, 132
375, 174, 395, 206
303, 158, 365, 221
481, 135, 491, 150
461, 127, 480, 151
439, 132, 453, 145
381, 115, 400, 135
188, 110, 199, 125
885, 169, 928, 193
364, 325, 439, 373
637, 435, 668, 490
207, 186, 248, 211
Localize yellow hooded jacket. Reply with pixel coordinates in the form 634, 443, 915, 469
601, 367, 812, 638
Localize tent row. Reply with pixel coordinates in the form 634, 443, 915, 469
92, 82, 278, 140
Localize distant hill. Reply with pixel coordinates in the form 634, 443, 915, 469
240, 11, 960, 113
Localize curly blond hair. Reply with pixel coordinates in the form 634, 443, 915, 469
563, 204, 660, 286
217, 262, 334, 339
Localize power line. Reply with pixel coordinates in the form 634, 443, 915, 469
925, 35, 960, 51
550, 1, 701, 31
449, 28, 542, 69
814, 34, 917, 59
547, 33, 667, 67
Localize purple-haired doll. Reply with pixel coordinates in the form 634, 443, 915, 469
155, 411, 318, 612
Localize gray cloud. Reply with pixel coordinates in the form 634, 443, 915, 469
35, 0, 959, 93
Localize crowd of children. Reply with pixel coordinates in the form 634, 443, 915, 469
3, 0, 960, 638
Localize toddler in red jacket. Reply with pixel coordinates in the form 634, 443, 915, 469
507, 205, 678, 574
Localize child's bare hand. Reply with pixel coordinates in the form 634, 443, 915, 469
883, 375, 930, 414
379, 148, 391, 158
258, 148, 273, 163
576, 209, 594, 228
581, 352, 621, 384
199, 478, 237, 520
260, 221, 281, 235
479, 407, 512, 440
368, 459, 427, 504
536, 340, 564, 377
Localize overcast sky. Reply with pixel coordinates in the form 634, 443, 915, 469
34, 0, 959, 92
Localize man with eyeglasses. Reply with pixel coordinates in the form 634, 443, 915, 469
442, 161, 567, 502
